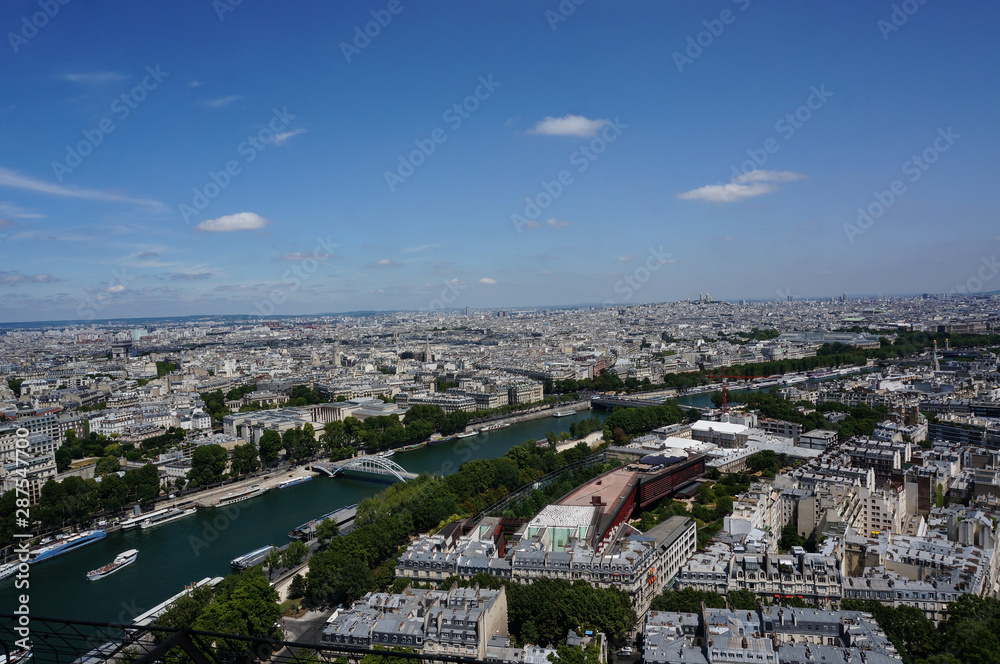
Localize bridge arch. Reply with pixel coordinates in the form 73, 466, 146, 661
330, 455, 411, 482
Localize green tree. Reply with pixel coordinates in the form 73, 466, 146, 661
97, 473, 129, 513
694, 482, 716, 505
258, 430, 282, 465
842, 598, 942, 663
187, 444, 228, 487
315, 518, 340, 543
155, 361, 178, 377
123, 464, 161, 504
283, 540, 309, 568
502, 577, 636, 645
747, 450, 781, 473
288, 574, 306, 599
321, 420, 346, 452
55, 447, 74, 472
282, 428, 301, 460
549, 643, 602, 664
779, 523, 806, 551
359, 647, 416, 664
299, 423, 320, 458
727, 589, 759, 611
7, 378, 25, 397
307, 556, 374, 607
264, 548, 283, 578
230, 443, 260, 476
93, 455, 121, 477
650, 588, 726, 613
192, 569, 283, 659
153, 584, 214, 631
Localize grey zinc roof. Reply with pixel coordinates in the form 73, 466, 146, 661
373, 617, 425, 638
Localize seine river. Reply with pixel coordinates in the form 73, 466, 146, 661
2, 410, 602, 624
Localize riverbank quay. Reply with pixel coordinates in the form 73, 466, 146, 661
462, 399, 591, 431
554, 430, 604, 453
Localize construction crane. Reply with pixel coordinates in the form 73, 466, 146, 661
703, 369, 760, 413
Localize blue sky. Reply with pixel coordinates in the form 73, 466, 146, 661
1, 1, 998, 321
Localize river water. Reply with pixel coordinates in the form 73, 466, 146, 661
2, 410, 602, 623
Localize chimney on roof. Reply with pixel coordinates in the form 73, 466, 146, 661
591, 496, 603, 506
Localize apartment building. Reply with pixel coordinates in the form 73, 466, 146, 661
505, 380, 544, 405
0, 410, 85, 444
322, 585, 508, 660
723, 482, 782, 551
842, 572, 962, 624
758, 418, 803, 445
727, 552, 842, 605
1, 453, 57, 504
643, 607, 901, 664
396, 516, 697, 616
798, 429, 838, 451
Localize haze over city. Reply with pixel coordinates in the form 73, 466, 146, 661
1, 2, 998, 322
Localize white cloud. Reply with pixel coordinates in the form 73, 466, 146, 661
0, 166, 166, 209
677, 181, 778, 203
202, 95, 242, 109
10, 230, 94, 242
64, 72, 126, 85
733, 170, 807, 184
479, 277, 497, 285
195, 212, 271, 232
107, 284, 126, 293
677, 170, 807, 203
546, 218, 571, 228
400, 243, 438, 254
269, 128, 307, 145
0, 271, 61, 285
529, 114, 609, 138
116, 247, 176, 268
366, 258, 399, 268
618, 254, 636, 262
189, 80, 205, 88
0, 202, 43, 219
277, 251, 330, 261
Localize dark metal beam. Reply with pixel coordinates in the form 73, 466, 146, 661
134, 629, 214, 664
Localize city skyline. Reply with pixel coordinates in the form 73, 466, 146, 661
2, 289, 998, 328
1, 2, 998, 322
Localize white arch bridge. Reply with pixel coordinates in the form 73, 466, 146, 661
313, 455, 417, 482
